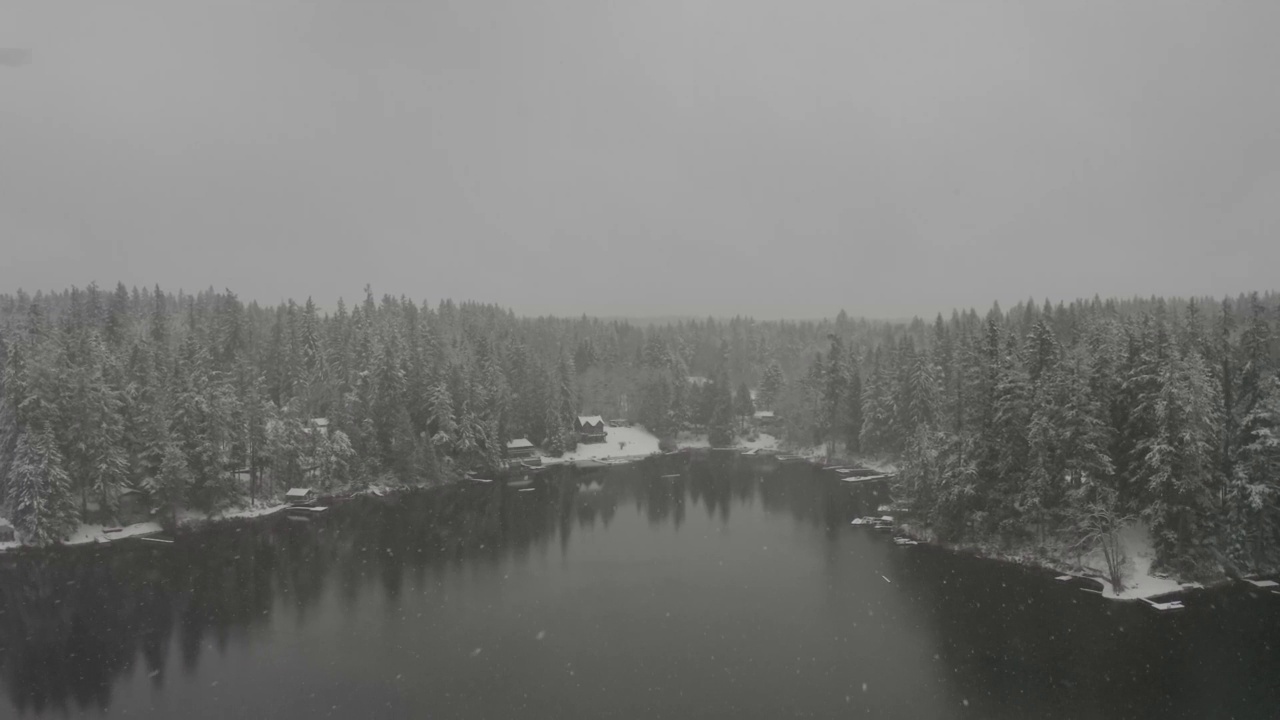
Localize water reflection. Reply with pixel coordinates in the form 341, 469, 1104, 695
2, 455, 1277, 719
0, 454, 866, 716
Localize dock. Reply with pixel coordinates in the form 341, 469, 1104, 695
1141, 596, 1185, 611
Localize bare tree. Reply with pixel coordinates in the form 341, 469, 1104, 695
1068, 495, 1135, 594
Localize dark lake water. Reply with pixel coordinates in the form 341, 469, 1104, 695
3, 454, 1278, 719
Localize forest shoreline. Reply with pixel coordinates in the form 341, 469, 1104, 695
890, 519, 1238, 602
0, 431, 784, 554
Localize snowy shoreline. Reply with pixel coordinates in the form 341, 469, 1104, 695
0, 426, 783, 553
0, 504, 294, 554
893, 521, 1224, 602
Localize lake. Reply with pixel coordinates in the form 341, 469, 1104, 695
2, 454, 1277, 719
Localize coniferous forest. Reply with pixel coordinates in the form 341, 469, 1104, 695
1, 285, 1277, 580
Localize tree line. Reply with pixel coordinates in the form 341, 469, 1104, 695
787, 294, 1280, 579
1, 284, 1277, 575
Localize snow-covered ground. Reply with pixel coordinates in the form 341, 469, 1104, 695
177, 502, 287, 527
216, 503, 287, 520
545, 427, 778, 464
1085, 523, 1185, 600
64, 521, 164, 546
552, 426, 664, 462
738, 433, 780, 451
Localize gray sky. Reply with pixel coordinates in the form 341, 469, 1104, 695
2, 1, 1278, 319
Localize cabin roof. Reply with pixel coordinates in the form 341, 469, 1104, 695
506, 438, 534, 449
0, 517, 12, 529
285, 487, 315, 497
753, 410, 775, 419
577, 415, 604, 426
310, 417, 330, 427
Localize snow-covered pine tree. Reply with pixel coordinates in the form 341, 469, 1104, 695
707, 344, 735, 448
758, 362, 784, 410
1228, 374, 1280, 569
734, 382, 753, 432
1136, 347, 1221, 571
8, 427, 79, 545
156, 435, 191, 528
844, 358, 863, 452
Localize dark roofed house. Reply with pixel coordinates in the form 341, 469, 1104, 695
117, 488, 152, 525
505, 438, 538, 459
575, 415, 608, 444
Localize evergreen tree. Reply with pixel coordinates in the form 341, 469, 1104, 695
707, 343, 735, 447
156, 434, 191, 528
1136, 348, 1221, 569
844, 362, 863, 452
758, 362, 784, 410
1, 282, 1277, 569
8, 427, 79, 545
734, 382, 754, 432
1228, 374, 1280, 568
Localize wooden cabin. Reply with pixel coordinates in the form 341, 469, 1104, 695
575, 415, 608, 444
752, 410, 778, 430
285, 487, 317, 507
505, 438, 538, 459
116, 488, 152, 525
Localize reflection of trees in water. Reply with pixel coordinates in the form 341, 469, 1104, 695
0, 457, 867, 716
880, 545, 1280, 719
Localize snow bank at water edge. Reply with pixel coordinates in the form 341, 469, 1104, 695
1088, 524, 1185, 601
737, 433, 780, 451
543, 427, 779, 465
217, 504, 288, 520
899, 520, 1202, 601
64, 522, 164, 546
177, 502, 288, 527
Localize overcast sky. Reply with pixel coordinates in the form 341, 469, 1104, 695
2, 1, 1278, 319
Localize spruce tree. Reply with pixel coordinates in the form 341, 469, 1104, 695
758, 362, 784, 410
734, 382, 754, 432
9, 427, 79, 545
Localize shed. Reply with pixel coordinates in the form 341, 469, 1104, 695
306, 418, 330, 437
285, 487, 317, 506
505, 438, 538, 459
117, 488, 152, 525
575, 415, 608, 444
0, 517, 14, 543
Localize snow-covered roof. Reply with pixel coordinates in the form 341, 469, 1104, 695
506, 438, 534, 449
285, 487, 315, 498
753, 410, 775, 418
686, 376, 710, 386
0, 517, 12, 529
310, 417, 330, 427
577, 415, 604, 426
